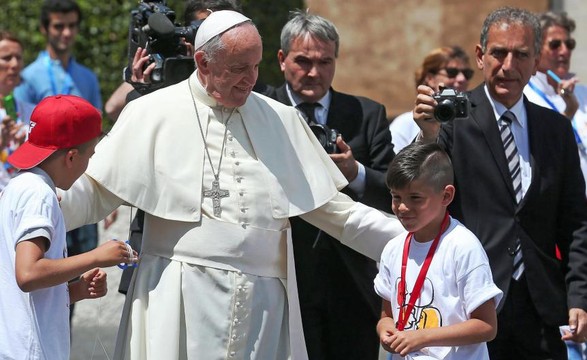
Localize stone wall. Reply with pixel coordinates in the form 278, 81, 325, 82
307, 0, 548, 118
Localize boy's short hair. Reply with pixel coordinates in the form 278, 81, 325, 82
8, 95, 102, 170
386, 142, 454, 192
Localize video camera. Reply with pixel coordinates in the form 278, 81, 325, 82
125, 0, 201, 93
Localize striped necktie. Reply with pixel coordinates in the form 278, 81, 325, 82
500, 110, 524, 280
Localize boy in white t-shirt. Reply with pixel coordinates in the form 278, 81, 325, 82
0, 95, 137, 360
375, 142, 502, 360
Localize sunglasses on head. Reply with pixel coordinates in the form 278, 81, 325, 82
548, 38, 576, 50
444, 67, 474, 80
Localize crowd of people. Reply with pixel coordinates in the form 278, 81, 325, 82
1, 1, 587, 360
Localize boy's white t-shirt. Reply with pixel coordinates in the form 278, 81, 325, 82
0, 168, 70, 360
374, 217, 503, 360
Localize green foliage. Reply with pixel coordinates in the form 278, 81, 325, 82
1, 0, 301, 125
241, 0, 302, 87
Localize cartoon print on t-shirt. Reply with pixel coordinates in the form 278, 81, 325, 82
395, 277, 442, 330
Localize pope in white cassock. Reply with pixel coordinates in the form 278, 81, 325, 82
60, 10, 403, 360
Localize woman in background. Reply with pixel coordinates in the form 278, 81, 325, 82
389, 46, 473, 152
0, 31, 33, 189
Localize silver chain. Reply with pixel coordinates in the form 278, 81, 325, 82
188, 80, 236, 181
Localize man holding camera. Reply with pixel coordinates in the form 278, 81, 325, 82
414, 7, 587, 359
270, 11, 394, 360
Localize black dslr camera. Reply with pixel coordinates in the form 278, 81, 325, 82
433, 88, 469, 122
310, 124, 339, 154
126, 0, 201, 93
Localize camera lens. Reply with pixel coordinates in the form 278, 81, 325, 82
151, 69, 162, 82
310, 124, 338, 154
435, 99, 456, 122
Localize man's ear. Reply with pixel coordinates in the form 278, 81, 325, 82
40, 24, 47, 37
195, 51, 209, 75
277, 49, 286, 72
475, 44, 484, 71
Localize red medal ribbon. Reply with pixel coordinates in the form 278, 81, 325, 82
396, 211, 450, 331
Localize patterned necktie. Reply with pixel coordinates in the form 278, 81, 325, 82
500, 110, 524, 280
297, 102, 320, 125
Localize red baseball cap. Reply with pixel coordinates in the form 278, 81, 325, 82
8, 95, 102, 170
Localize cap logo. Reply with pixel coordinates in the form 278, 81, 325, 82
28, 121, 36, 134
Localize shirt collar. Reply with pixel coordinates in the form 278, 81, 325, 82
24, 167, 57, 194
40, 50, 74, 68
483, 84, 527, 129
285, 83, 331, 110
531, 71, 557, 96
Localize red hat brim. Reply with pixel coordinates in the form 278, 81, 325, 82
7, 141, 58, 170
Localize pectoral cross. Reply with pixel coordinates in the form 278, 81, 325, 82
203, 178, 230, 217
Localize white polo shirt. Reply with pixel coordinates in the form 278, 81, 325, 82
0, 167, 70, 360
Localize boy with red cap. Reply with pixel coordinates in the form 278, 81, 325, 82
0, 95, 136, 360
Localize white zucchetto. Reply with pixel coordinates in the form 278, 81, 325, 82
194, 10, 251, 49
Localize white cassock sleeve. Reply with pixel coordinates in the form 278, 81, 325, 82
299, 192, 403, 261
59, 174, 125, 231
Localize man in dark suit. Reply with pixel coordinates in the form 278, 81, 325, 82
414, 7, 587, 359
268, 10, 394, 360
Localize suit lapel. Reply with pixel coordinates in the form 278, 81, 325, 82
275, 84, 293, 106
520, 98, 541, 209
469, 85, 519, 202
326, 89, 356, 135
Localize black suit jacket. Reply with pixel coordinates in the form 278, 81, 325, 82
273, 84, 393, 209
440, 84, 587, 325
272, 83, 394, 315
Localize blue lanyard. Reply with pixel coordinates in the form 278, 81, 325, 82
43, 51, 73, 95
528, 80, 586, 155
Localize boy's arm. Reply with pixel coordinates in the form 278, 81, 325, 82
15, 237, 130, 293
59, 174, 125, 231
377, 299, 398, 353
300, 193, 403, 260
388, 298, 497, 357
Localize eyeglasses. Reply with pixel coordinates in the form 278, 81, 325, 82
548, 38, 576, 51
444, 67, 474, 80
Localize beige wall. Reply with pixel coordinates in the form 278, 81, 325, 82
307, 0, 548, 118
566, 0, 587, 82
